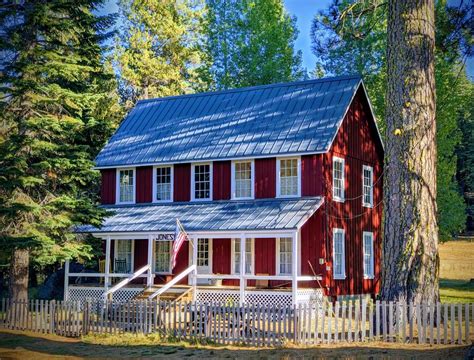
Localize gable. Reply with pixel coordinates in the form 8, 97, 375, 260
95, 75, 363, 168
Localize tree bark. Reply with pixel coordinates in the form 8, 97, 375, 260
9, 248, 29, 300
382, 0, 439, 304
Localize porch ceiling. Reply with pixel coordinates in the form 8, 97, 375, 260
75, 197, 323, 234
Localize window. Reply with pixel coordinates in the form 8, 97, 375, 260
332, 157, 345, 202
277, 158, 300, 197
362, 165, 374, 207
192, 163, 212, 200
154, 166, 173, 202
155, 241, 171, 273
117, 169, 135, 203
114, 240, 133, 273
197, 238, 210, 267
278, 237, 293, 275
363, 232, 374, 279
232, 161, 254, 199
232, 239, 253, 274
333, 228, 346, 279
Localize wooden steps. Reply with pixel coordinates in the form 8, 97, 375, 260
134, 285, 193, 302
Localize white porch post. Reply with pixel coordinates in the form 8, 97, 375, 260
239, 234, 246, 305
64, 259, 70, 301
192, 236, 198, 302
292, 231, 298, 306
147, 235, 153, 288
105, 235, 111, 291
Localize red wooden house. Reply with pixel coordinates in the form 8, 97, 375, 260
67, 75, 384, 306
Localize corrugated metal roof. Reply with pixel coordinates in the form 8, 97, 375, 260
95, 75, 362, 168
75, 197, 324, 233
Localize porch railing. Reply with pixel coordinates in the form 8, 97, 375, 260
104, 264, 152, 301
148, 264, 196, 300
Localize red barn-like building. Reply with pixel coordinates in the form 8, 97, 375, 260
69, 75, 384, 306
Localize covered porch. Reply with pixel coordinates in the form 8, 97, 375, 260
68, 197, 325, 306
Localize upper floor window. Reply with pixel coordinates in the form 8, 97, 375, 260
154, 166, 173, 202
232, 238, 253, 274
192, 163, 212, 201
277, 237, 293, 275
362, 165, 374, 207
332, 157, 345, 202
333, 228, 346, 279
232, 161, 254, 199
277, 158, 300, 197
117, 168, 135, 204
363, 231, 375, 279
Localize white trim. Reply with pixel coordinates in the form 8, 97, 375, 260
276, 237, 293, 275
191, 162, 213, 201
363, 231, 375, 279
231, 160, 255, 200
92, 230, 297, 240
230, 238, 255, 275
276, 156, 301, 198
332, 228, 346, 280
332, 156, 345, 202
362, 165, 374, 208
116, 168, 136, 204
113, 239, 135, 273
152, 165, 174, 203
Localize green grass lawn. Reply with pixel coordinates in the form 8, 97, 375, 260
439, 279, 474, 303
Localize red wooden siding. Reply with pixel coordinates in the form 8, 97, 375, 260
301, 155, 324, 196
132, 239, 148, 285
212, 238, 235, 285
255, 158, 276, 198
100, 169, 116, 204
254, 238, 278, 287
213, 161, 231, 200
136, 166, 153, 203
322, 87, 383, 298
174, 163, 191, 202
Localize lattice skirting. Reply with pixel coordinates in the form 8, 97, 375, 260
67, 286, 142, 306
195, 288, 325, 307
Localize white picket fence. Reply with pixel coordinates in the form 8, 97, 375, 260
0, 298, 472, 346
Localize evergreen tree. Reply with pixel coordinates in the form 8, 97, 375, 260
311, 0, 473, 240
0, 0, 122, 299
204, 0, 304, 89
115, 0, 206, 106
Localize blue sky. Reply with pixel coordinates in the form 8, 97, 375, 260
101, 0, 473, 77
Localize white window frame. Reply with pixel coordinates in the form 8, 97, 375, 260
362, 165, 374, 208
231, 160, 255, 200
332, 157, 345, 202
116, 168, 136, 204
152, 165, 174, 203
231, 238, 255, 275
191, 162, 213, 201
153, 240, 172, 274
363, 231, 375, 279
113, 239, 134, 273
332, 228, 346, 280
276, 237, 293, 275
276, 157, 301, 198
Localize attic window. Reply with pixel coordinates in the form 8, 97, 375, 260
192, 163, 212, 201
277, 158, 300, 197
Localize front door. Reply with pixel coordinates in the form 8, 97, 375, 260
196, 238, 211, 284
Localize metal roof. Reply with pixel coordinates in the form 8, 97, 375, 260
75, 197, 324, 233
95, 75, 362, 168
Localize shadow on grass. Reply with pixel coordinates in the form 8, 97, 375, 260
0, 332, 472, 359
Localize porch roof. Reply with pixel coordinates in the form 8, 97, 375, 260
75, 197, 324, 234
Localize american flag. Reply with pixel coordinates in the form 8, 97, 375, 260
172, 219, 188, 269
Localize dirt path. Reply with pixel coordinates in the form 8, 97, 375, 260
0, 330, 471, 359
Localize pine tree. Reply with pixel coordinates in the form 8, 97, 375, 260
0, 0, 122, 300
115, 0, 206, 106
311, 0, 473, 241
204, 0, 303, 89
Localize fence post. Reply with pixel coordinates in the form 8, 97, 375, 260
83, 300, 90, 335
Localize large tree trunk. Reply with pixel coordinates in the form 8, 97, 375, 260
382, 0, 439, 304
9, 248, 29, 300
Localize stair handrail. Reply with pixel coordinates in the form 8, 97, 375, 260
148, 264, 196, 300
104, 264, 151, 300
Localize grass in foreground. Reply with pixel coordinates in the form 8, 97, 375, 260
0, 330, 471, 360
